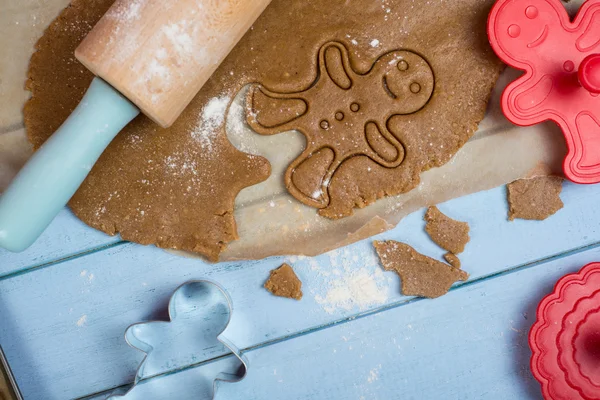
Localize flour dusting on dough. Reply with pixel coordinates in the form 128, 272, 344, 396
191, 96, 230, 151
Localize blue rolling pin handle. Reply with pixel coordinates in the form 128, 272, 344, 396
0, 77, 140, 253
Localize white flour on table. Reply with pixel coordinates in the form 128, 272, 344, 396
291, 247, 392, 314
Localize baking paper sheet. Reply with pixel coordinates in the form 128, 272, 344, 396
0, 0, 582, 261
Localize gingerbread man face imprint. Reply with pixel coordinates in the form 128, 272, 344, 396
489, 0, 600, 183
246, 41, 434, 209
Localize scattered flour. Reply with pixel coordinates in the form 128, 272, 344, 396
191, 96, 230, 151
370, 39, 380, 48
163, 22, 195, 56
345, 34, 359, 46
107, 0, 144, 22
313, 247, 391, 314
367, 365, 382, 383
105, 1, 218, 104
80, 270, 94, 282
76, 315, 88, 327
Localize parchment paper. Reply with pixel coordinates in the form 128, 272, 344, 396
0, 0, 582, 261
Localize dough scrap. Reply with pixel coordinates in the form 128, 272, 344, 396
444, 253, 462, 269
264, 264, 303, 300
507, 176, 564, 221
374, 240, 469, 299
26, 0, 502, 258
424, 206, 470, 254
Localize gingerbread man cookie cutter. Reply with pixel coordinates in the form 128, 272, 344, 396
246, 41, 435, 209
107, 280, 246, 400
488, 0, 600, 184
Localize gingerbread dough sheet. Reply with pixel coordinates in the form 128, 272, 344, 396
1, 0, 582, 261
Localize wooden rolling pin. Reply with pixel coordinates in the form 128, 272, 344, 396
0, 0, 273, 252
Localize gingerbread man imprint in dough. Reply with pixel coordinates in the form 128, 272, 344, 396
246, 41, 435, 209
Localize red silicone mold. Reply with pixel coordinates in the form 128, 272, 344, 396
488, 0, 600, 184
529, 263, 600, 400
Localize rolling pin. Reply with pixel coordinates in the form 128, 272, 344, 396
0, 0, 272, 252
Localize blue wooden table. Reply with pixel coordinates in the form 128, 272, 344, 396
1, 179, 599, 399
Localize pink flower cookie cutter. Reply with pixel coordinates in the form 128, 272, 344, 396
529, 263, 600, 400
488, 0, 600, 184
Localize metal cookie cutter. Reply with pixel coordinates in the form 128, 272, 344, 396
0, 345, 23, 400
107, 281, 247, 400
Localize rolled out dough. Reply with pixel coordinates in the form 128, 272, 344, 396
25, 0, 502, 259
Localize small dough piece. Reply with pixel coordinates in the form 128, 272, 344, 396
507, 176, 564, 221
424, 206, 470, 254
444, 253, 461, 269
264, 264, 303, 300
374, 240, 469, 299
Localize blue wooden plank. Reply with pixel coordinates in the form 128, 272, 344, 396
218, 249, 589, 400
0, 208, 121, 277
1, 180, 600, 399
84, 247, 594, 400
77, 357, 241, 400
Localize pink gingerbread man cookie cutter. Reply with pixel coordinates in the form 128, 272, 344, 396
488, 0, 600, 184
